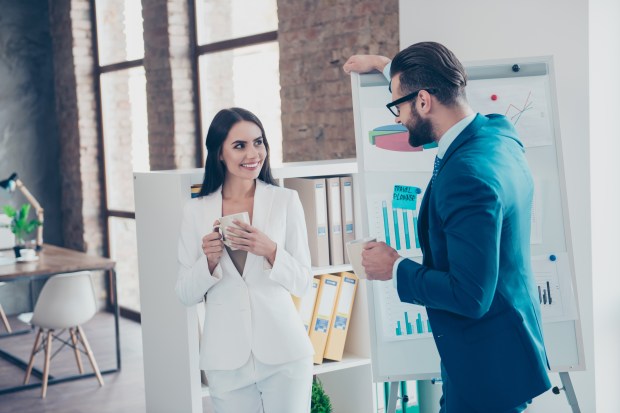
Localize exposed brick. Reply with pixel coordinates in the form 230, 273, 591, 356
142, 0, 197, 171
278, 0, 398, 161
48, 0, 104, 255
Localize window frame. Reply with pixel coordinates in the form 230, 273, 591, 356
90, 0, 144, 322
188, 0, 278, 162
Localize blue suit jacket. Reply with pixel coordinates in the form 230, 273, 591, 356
397, 114, 551, 411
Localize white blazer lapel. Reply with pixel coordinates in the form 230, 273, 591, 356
202, 187, 240, 277
197, 188, 222, 241
242, 180, 274, 278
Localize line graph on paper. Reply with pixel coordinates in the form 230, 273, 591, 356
505, 91, 534, 125
467, 76, 554, 148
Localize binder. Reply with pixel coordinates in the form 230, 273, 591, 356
324, 272, 359, 361
326, 177, 344, 265
339, 176, 355, 264
309, 274, 341, 364
284, 177, 330, 267
292, 277, 320, 333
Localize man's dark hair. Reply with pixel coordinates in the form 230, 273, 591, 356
390, 41, 467, 106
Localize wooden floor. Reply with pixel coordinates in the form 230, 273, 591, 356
0, 312, 216, 413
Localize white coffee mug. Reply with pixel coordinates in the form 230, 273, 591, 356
214, 212, 250, 251
19, 248, 36, 260
345, 237, 376, 279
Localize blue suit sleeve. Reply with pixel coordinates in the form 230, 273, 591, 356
396, 174, 502, 319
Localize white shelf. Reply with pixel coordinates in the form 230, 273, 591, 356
312, 264, 353, 276
199, 354, 371, 399
313, 353, 371, 375
135, 165, 375, 413
272, 159, 358, 179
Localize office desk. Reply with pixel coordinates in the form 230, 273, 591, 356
0, 244, 118, 395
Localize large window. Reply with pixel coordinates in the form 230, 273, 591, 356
193, 0, 282, 164
89, 0, 281, 318
93, 0, 147, 317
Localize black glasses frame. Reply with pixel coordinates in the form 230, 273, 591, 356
386, 88, 437, 117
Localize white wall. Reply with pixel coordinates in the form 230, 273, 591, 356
590, 0, 620, 412
398, 1, 596, 411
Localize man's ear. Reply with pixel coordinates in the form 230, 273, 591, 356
417, 90, 433, 114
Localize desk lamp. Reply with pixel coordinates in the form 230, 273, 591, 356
0, 173, 44, 250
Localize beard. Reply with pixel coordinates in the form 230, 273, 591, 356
405, 104, 436, 148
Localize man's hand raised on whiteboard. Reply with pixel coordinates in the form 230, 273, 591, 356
362, 241, 400, 281
343, 55, 391, 75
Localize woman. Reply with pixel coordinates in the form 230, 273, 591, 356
175, 107, 314, 413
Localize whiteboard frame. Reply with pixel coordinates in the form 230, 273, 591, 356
351, 56, 585, 384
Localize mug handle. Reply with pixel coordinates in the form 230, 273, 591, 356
212, 222, 229, 244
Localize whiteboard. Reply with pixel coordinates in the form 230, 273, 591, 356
350, 57, 585, 383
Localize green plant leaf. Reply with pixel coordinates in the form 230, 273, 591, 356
311, 377, 332, 413
25, 220, 41, 233
2, 205, 16, 218
6, 203, 40, 241
20, 204, 31, 220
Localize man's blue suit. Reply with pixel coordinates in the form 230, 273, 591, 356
397, 114, 551, 412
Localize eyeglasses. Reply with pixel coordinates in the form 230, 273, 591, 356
386, 88, 437, 117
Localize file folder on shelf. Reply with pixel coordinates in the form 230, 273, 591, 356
292, 277, 320, 333
284, 177, 330, 267
309, 274, 341, 364
340, 176, 355, 264
324, 272, 359, 361
326, 177, 344, 265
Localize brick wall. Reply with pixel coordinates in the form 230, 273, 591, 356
278, 0, 399, 161
47, 0, 399, 244
142, 0, 197, 170
48, 0, 104, 254
44, 0, 397, 312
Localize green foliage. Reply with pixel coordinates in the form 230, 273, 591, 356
311, 377, 332, 413
2, 204, 41, 244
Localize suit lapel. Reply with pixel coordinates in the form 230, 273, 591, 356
202, 188, 223, 234
435, 114, 487, 178
242, 180, 274, 278
202, 187, 244, 279
418, 114, 487, 266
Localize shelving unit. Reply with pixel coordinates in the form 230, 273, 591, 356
134, 159, 375, 413
312, 263, 354, 276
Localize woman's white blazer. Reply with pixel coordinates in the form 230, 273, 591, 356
175, 180, 314, 371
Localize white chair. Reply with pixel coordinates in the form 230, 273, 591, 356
23, 271, 104, 398
0, 282, 12, 333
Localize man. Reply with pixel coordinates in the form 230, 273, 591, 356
343, 42, 550, 412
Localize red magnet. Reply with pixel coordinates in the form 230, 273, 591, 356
491, 94, 498, 101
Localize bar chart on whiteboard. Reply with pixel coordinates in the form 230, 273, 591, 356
531, 253, 578, 323
366, 193, 424, 258
374, 279, 433, 342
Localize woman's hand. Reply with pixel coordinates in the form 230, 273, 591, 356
203, 220, 224, 273
226, 220, 277, 265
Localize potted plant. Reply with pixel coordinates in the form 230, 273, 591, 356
2, 204, 41, 258
311, 376, 333, 413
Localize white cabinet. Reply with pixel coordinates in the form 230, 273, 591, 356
134, 159, 375, 413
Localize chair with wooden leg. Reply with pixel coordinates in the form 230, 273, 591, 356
0, 282, 12, 333
23, 271, 104, 398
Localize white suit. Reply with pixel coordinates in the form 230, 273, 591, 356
175, 180, 314, 412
